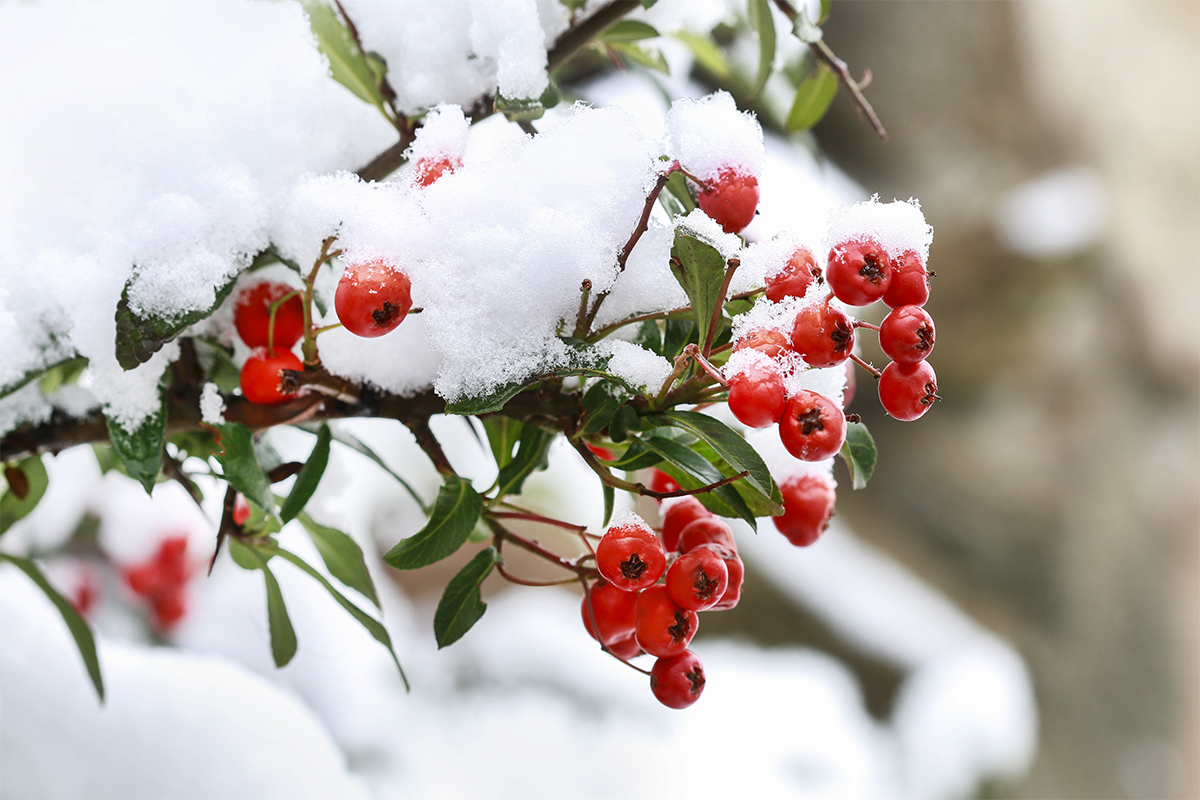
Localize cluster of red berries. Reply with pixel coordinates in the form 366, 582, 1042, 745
582, 504, 744, 709
122, 534, 194, 631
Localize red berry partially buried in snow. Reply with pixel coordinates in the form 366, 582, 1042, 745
413, 154, 461, 188
778, 389, 846, 462
765, 246, 820, 303
827, 238, 892, 306
733, 327, 791, 360
234, 282, 304, 350
727, 357, 786, 429
698, 168, 759, 234
774, 473, 836, 547
240, 347, 303, 406
335, 259, 413, 338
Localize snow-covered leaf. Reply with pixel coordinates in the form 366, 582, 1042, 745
105, 395, 166, 494
114, 275, 236, 371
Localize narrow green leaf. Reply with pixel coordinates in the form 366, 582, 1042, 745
840, 421, 877, 490
106, 398, 166, 495
301, 1, 391, 119
496, 93, 545, 123
746, 0, 777, 101
662, 171, 697, 215
1, 455, 49, 535
297, 512, 379, 608
445, 379, 534, 415
213, 422, 273, 513
493, 427, 555, 501
608, 403, 640, 445
229, 539, 296, 667
669, 232, 729, 355
646, 410, 777, 500
641, 0, 658, 8
600, 19, 660, 43
0, 350, 76, 401
602, 483, 615, 527
384, 476, 482, 570
674, 30, 732, 81
786, 62, 838, 132
560, 0, 588, 11
2, 554, 104, 701
327, 429, 427, 514
818, 0, 831, 24
633, 319, 663, 356
38, 357, 88, 396
115, 275, 236, 371
580, 381, 625, 436
280, 424, 332, 524
607, 438, 663, 471
662, 318, 698, 361
641, 436, 758, 526
272, 546, 408, 690
434, 547, 499, 648
609, 43, 670, 74
482, 416, 523, 470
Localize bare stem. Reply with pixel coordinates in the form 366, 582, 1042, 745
849, 352, 883, 378
702, 256, 740, 357
402, 416, 457, 478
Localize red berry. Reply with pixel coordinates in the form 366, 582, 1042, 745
413, 154, 461, 188
879, 360, 939, 421
880, 305, 935, 364
842, 360, 857, 410
883, 250, 930, 308
608, 633, 643, 661
677, 517, 737, 554
635, 585, 698, 658
152, 589, 187, 631
335, 259, 413, 338
733, 327, 791, 360
775, 473, 836, 547
650, 650, 706, 709
660, 497, 712, 553
586, 443, 616, 462
232, 494, 251, 527
727, 357, 786, 429
707, 546, 744, 611
778, 390, 846, 462
234, 282, 304, 350
71, 570, 99, 619
698, 168, 759, 234
665, 546, 729, 612
596, 520, 667, 592
649, 469, 680, 497
790, 301, 855, 368
240, 347, 303, 405
826, 238, 892, 306
765, 246, 819, 303
581, 580, 638, 646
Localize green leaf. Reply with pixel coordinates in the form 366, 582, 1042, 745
496, 93, 545, 123
641, 436, 758, 526
494, 426, 555, 501
791, 9, 824, 43
669, 232, 729, 356
641, 0, 658, 8
607, 438, 664, 471
213, 422, 274, 513
674, 30, 732, 81
1, 455, 49, 535
1, 554, 104, 701
580, 381, 625, 436
600, 19, 660, 43
445, 379, 535, 415
633, 319, 663, 356
272, 546, 408, 690
609, 42, 670, 74
607, 403, 640, 444
326, 428, 427, 514
38, 357, 88, 396
482, 416, 524, 470
106, 398, 166, 495
384, 476, 482, 570
786, 62, 837, 132
297, 512, 379, 608
301, 0, 391, 121
602, 483, 615, 527
840, 421, 877, 490
746, 0, 777, 101
662, 171, 697, 215
229, 539, 296, 667
646, 410, 777, 500
662, 318, 698, 361
559, 0, 588, 11
114, 275, 236, 371
818, 0, 831, 24
433, 547, 499, 648
279, 424, 331, 524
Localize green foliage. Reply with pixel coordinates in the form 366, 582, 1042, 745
669, 232, 729, 355
297, 511, 379, 608
229, 539, 296, 667
301, 0, 394, 126
493, 426, 555, 501
434, 547, 499, 648
786, 62, 837, 132
1, 455, 49, 535
746, 0, 777, 101
384, 476, 482, 570
279, 423, 331, 524
840, 421, 877, 489
114, 276, 236, 371
105, 396, 166, 495
212, 422, 275, 514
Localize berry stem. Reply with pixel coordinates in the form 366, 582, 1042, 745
301, 237, 341, 366
702, 257, 740, 357
570, 436, 749, 500
486, 517, 599, 579
853, 320, 881, 332
849, 352, 883, 378
586, 287, 763, 343
266, 290, 302, 356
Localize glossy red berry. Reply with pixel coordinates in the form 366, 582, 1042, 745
879, 360, 939, 421
635, 585, 698, 658
413, 154, 461, 188
827, 238, 892, 306
883, 249, 930, 308
665, 546, 729, 612
660, 497, 712, 553
678, 516, 737, 554
727, 357, 786, 429
733, 327, 791, 360
586, 442, 616, 462
698, 168, 759, 234
790, 301, 855, 368
596, 520, 667, 592
608, 633, 643, 661
880, 305, 936, 364
779, 389, 847, 462
707, 545, 744, 611
650, 650, 706, 709
234, 282, 304, 350
775, 473, 836, 547
581, 580, 638, 646
335, 259, 413, 338
649, 469, 680, 497
765, 246, 819, 303
240, 347, 303, 405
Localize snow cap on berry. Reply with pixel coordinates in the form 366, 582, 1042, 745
666, 91, 765, 182
825, 197, 934, 265
723, 346, 777, 382
606, 508, 654, 537
734, 233, 813, 296
404, 104, 470, 169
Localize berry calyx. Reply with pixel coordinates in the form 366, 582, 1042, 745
826, 238, 892, 306
335, 259, 413, 338
878, 360, 940, 421
733, 327, 791, 360
727, 357, 786, 429
697, 167, 759, 234
650, 650, 706, 709
879, 305, 936, 363
660, 496, 712, 553
778, 389, 847, 462
790, 301, 855, 368
775, 473, 836, 547
665, 546, 729, 612
595, 519, 667, 592
634, 585, 698, 658
581, 580, 638, 646
413, 154, 461, 188
677, 516, 737, 554
883, 249, 931, 308
765, 246, 819, 303
240, 347, 303, 406
234, 282, 304, 350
